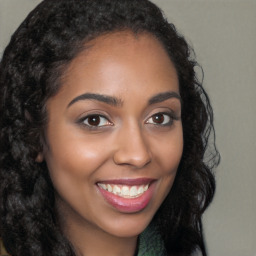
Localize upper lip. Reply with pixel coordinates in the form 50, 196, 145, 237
96, 178, 156, 186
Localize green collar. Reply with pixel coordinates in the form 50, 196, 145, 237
137, 222, 167, 256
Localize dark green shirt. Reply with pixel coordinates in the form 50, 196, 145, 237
137, 222, 167, 256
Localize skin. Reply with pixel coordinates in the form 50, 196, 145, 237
41, 31, 183, 256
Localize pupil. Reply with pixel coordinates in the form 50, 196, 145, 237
88, 116, 100, 126
153, 114, 164, 124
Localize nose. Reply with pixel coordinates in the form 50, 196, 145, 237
113, 124, 152, 168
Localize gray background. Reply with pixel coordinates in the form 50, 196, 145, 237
0, 0, 255, 255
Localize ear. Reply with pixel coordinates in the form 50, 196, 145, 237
36, 152, 44, 163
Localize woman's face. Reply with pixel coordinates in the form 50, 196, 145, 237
42, 32, 183, 238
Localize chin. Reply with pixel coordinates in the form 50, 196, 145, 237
99, 210, 156, 238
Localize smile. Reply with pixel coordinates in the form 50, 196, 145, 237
97, 183, 149, 198
96, 178, 156, 213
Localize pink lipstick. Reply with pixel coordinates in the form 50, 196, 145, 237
96, 178, 156, 213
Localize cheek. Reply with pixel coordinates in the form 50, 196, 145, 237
147, 129, 183, 213
44, 128, 112, 186
153, 126, 183, 174
44, 133, 112, 214
149, 126, 183, 197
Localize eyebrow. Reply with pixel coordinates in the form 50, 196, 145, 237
67, 91, 181, 108
67, 93, 123, 108
148, 91, 181, 105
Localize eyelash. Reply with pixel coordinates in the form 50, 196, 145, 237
78, 111, 178, 129
146, 112, 177, 126
78, 114, 113, 129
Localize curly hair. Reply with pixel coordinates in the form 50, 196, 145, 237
0, 0, 220, 255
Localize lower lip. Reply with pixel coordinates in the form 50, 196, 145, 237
97, 182, 156, 213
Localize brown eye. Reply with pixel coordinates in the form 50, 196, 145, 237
83, 115, 110, 127
87, 115, 101, 126
146, 112, 173, 126
152, 113, 165, 124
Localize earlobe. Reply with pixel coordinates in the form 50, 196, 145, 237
36, 152, 44, 163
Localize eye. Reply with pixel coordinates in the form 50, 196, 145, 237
146, 112, 174, 126
82, 114, 112, 127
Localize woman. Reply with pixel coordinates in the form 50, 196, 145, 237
0, 0, 220, 255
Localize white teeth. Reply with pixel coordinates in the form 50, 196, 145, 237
98, 183, 107, 190
122, 186, 129, 196
130, 186, 137, 197
113, 185, 121, 195
98, 183, 150, 198
138, 186, 144, 194
107, 184, 112, 192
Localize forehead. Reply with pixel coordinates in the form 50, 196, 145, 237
56, 31, 179, 101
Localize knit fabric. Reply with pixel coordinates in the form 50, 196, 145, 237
137, 222, 167, 256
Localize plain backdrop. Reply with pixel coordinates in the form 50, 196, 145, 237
0, 1, 255, 256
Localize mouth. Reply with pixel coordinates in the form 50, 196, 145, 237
96, 178, 156, 213
97, 183, 149, 198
